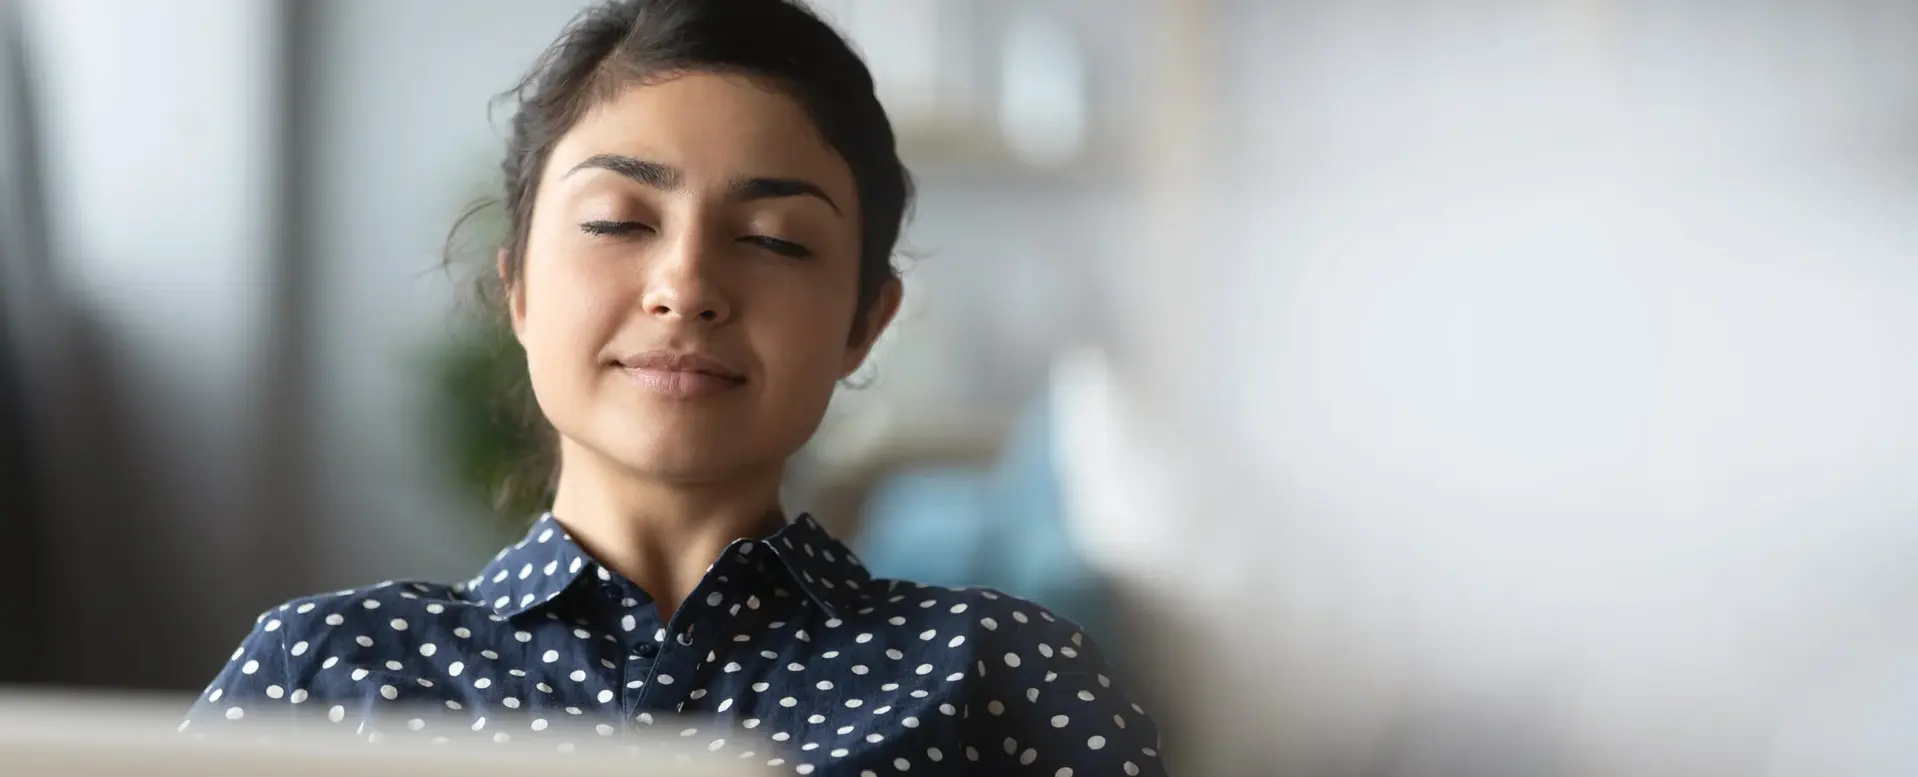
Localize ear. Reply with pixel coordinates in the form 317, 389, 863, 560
840, 278, 903, 379
500, 249, 529, 342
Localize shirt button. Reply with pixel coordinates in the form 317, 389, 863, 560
634, 643, 658, 659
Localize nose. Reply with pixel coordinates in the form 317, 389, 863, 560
640, 229, 733, 325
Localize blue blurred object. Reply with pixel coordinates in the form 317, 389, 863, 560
853, 386, 1118, 659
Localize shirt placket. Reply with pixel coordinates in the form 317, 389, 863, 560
632, 545, 770, 725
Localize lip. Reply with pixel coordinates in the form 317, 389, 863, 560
611, 350, 747, 399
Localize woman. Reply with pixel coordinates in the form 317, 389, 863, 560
185, 1, 1166, 774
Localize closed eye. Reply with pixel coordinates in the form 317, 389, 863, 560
580, 220, 649, 237
741, 235, 813, 259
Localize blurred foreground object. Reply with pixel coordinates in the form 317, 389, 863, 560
0, 692, 767, 776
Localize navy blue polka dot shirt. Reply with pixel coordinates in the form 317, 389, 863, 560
184, 513, 1168, 776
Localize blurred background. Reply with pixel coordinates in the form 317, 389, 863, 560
5, 0, 1918, 775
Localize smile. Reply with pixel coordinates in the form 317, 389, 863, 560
612, 351, 747, 399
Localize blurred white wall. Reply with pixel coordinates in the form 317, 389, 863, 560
1063, 2, 1918, 775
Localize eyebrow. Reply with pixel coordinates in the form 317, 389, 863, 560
566, 153, 842, 216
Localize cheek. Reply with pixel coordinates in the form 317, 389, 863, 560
519, 259, 631, 386
748, 278, 860, 380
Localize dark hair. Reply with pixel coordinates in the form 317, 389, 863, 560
445, 0, 914, 515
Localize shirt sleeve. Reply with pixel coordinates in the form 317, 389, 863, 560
965, 602, 1171, 776
181, 607, 297, 735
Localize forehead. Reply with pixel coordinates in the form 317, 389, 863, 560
546, 72, 856, 201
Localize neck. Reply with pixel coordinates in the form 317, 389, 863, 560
548, 442, 788, 623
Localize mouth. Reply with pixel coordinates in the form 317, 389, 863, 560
611, 350, 747, 399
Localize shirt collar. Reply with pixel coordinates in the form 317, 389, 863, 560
760, 513, 873, 618
462, 512, 873, 619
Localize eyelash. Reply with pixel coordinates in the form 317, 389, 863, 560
578, 221, 812, 259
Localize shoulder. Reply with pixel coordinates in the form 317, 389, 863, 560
229, 579, 474, 646
858, 580, 1105, 658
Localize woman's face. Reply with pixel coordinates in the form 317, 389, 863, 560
510, 72, 899, 485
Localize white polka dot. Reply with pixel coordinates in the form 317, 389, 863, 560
1059, 769, 1075, 777
948, 635, 966, 648
852, 665, 870, 675
240, 660, 260, 675
845, 699, 864, 709
808, 714, 826, 724
446, 700, 463, 711
541, 650, 559, 663
1028, 688, 1041, 702
1123, 764, 1139, 776
385, 660, 404, 672
988, 701, 1005, 715
448, 661, 465, 676
888, 617, 906, 626
1051, 714, 1070, 728
1078, 690, 1096, 701
743, 718, 760, 729
503, 697, 521, 709
711, 739, 728, 752
831, 749, 849, 758
773, 732, 791, 742
407, 718, 427, 732
893, 758, 911, 771
515, 631, 533, 643
706, 592, 724, 606
296, 603, 316, 614
980, 617, 997, 630
361, 600, 380, 610
454, 627, 471, 639
620, 614, 636, 632
873, 706, 893, 715
597, 690, 614, 704
493, 732, 510, 743
291, 689, 309, 704
327, 705, 345, 723
1005, 653, 1022, 668
355, 636, 373, 647
265, 685, 284, 699
290, 641, 309, 657
947, 672, 964, 682
779, 697, 797, 708
379, 684, 398, 700
816, 680, 834, 690
752, 682, 770, 692
389, 618, 408, 631
1088, 736, 1106, 750
657, 674, 674, 685
471, 717, 487, 731
718, 699, 733, 712
882, 683, 899, 691
595, 724, 615, 736
886, 649, 905, 660
915, 664, 933, 675
350, 668, 370, 682
723, 662, 742, 673
855, 633, 873, 643
1021, 750, 1038, 765
903, 717, 920, 728
1013, 611, 1029, 624
928, 747, 944, 762
224, 707, 244, 720
420, 644, 437, 658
